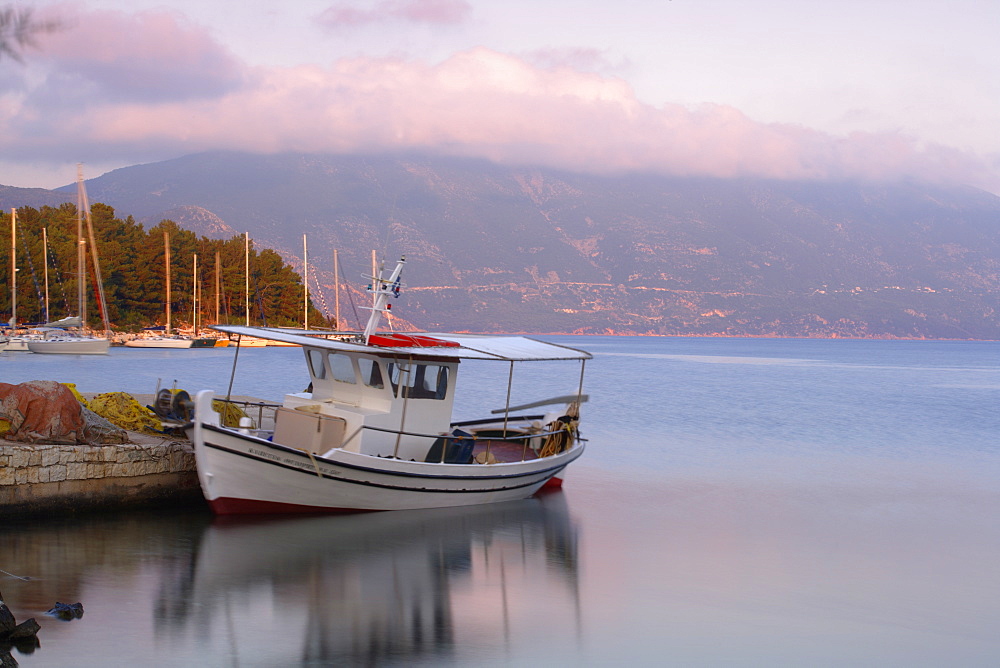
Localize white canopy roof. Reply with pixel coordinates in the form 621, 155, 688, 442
212, 325, 591, 362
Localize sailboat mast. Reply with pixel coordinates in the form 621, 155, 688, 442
244, 232, 250, 326
9, 208, 16, 327
192, 254, 198, 335
42, 226, 49, 323
79, 166, 111, 335
215, 251, 221, 325
76, 167, 87, 325
164, 230, 172, 335
303, 233, 309, 330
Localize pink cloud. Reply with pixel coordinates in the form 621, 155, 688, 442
317, 0, 471, 28
33, 6, 246, 103
0, 32, 993, 191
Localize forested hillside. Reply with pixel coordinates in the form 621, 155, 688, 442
1, 204, 323, 331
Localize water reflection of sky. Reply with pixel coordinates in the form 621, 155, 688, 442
2, 337, 999, 665
3, 469, 998, 666
2, 494, 583, 666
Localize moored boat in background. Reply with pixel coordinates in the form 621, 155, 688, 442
1, 327, 44, 352
124, 334, 194, 349
27, 326, 110, 355
27, 167, 111, 355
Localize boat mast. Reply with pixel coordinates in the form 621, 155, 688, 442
244, 232, 250, 326
9, 208, 15, 327
362, 255, 405, 344
42, 226, 49, 323
215, 251, 221, 325
303, 233, 309, 330
76, 167, 87, 326
192, 253, 198, 335
79, 165, 111, 336
164, 230, 171, 335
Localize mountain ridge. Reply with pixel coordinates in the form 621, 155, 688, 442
2, 151, 998, 338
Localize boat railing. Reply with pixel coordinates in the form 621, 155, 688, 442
359, 423, 579, 463
213, 397, 281, 431
210, 399, 579, 462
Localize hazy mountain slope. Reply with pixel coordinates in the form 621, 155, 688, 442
5, 151, 999, 337
0, 185, 73, 210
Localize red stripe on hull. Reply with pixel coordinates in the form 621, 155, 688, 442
209, 496, 369, 515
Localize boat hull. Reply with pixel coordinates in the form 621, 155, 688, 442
124, 337, 194, 349
27, 337, 110, 354
189, 398, 583, 515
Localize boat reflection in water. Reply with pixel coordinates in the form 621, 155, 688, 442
155, 490, 579, 665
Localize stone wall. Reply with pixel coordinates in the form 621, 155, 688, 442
0, 438, 203, 518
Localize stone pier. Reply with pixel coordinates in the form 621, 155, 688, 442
0, 436, 202, 518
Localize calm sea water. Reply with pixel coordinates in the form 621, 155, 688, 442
1, 336, 999, 666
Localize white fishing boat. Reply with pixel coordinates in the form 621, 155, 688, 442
167, 256, 590, 515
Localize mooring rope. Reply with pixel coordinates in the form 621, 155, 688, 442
0, 568, 31, 582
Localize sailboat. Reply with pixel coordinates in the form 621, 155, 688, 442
3, 208, 45, 352
27, 166, 111, 355
4, 207, 23, 351
125, 231, 194, 349
232, 232, 267, 347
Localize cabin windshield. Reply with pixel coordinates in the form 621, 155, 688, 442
358, 358, 384, 389
329, 353, 356, 384
307, 349, 326, 379
386, 362, 449, 400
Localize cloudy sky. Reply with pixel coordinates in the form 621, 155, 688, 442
1, 0, 998, 192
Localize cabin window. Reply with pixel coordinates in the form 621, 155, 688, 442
307, 349, 326, 379
359, 358, 384, 389
387, 362, 449, 400
329, 353, 356, 384
432, 366, 448, 399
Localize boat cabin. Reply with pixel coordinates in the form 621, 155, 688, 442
213, 324, 590, 465
280, 344, 460, 461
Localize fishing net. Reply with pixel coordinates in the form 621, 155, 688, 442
212, 399, 249, 428
88, 391, 161, 435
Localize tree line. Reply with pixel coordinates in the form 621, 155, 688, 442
1, 204, 327, 331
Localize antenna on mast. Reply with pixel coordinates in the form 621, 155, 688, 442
361, 255, 405, 344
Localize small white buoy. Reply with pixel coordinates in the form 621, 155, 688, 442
238, 417, 253, 434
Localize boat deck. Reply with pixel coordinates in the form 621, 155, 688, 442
471, 439, 539, 463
